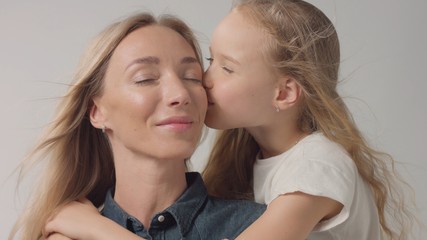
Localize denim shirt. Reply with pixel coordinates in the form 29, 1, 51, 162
102, 172, 266, 240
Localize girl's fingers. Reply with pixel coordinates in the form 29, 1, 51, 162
78, 197, 94, 206
46, 233, 73, 240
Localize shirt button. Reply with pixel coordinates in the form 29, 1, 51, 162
157, 215, 165, 222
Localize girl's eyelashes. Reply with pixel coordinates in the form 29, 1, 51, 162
205, 56, 233, 73
222, 66, 234, 74
205, 57, 214, 64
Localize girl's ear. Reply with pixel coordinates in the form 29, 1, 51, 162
89, 98, 106, 130
274, 76, 302, 111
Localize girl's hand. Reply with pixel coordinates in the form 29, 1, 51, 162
46, 233, 73, 240
44, 198, 146, 240
44, 198, 103, 239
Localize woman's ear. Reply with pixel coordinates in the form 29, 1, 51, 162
273, 76, 302, 111
89, 98, 105, 130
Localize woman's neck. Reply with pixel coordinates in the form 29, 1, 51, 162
113, 152, 187, 228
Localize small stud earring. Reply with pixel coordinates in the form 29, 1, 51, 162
101, 125, 106, 133
275, 105, 280, 113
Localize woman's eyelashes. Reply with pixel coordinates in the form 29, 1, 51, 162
132, 70, 159, 85
183, 75, 203, 83
182, 68, 203, 83
134, 76, 157, 85
133, 74, 202, 85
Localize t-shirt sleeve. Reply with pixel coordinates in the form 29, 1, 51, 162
269, 142, 357, 231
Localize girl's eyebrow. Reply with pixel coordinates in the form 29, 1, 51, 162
222, 54, 240, 65
209, 46, 240, 65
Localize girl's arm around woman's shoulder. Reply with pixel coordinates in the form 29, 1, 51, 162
44, 198, 145, 240
235, 192, 343, 240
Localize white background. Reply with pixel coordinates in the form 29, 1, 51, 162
1, 0, 426, 238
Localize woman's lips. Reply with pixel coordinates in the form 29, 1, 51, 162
156, 116, 194, 131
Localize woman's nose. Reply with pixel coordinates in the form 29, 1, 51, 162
165, 77, 191, 107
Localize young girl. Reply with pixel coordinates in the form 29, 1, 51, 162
202, 0, 417, 239
43, 0, 418, 239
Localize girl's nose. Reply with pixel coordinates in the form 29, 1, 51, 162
202, 70, 213, 90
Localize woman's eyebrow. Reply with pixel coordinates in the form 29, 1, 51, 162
181, 56, 199, 64
125, 56, 198, 71
126, 56, 160, 70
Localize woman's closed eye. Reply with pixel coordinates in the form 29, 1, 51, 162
183, 74, 203, 84
135, 79, 156, 85
182, 67, 203, 83
133, 74, 158, 85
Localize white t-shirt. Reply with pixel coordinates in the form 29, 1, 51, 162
253, 132, 381, 240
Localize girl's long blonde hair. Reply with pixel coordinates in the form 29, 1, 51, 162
203, 0, 418, 239
10, 12, 203, 240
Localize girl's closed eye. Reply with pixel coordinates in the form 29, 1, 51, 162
221, 65, 234, 74
205, 55, 233, 73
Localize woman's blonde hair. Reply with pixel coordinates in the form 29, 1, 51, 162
203, 0, 418, 239
10, 12, 202, 240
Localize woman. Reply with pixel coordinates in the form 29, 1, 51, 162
10, 12, 264, 240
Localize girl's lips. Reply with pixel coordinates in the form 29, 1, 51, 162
206, 93, 214, 105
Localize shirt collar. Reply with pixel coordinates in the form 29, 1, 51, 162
102, 172, 208, 237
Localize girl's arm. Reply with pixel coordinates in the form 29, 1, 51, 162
46, 233, 73, 240
236, 192, 343, 240
44, 199, 145, 240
